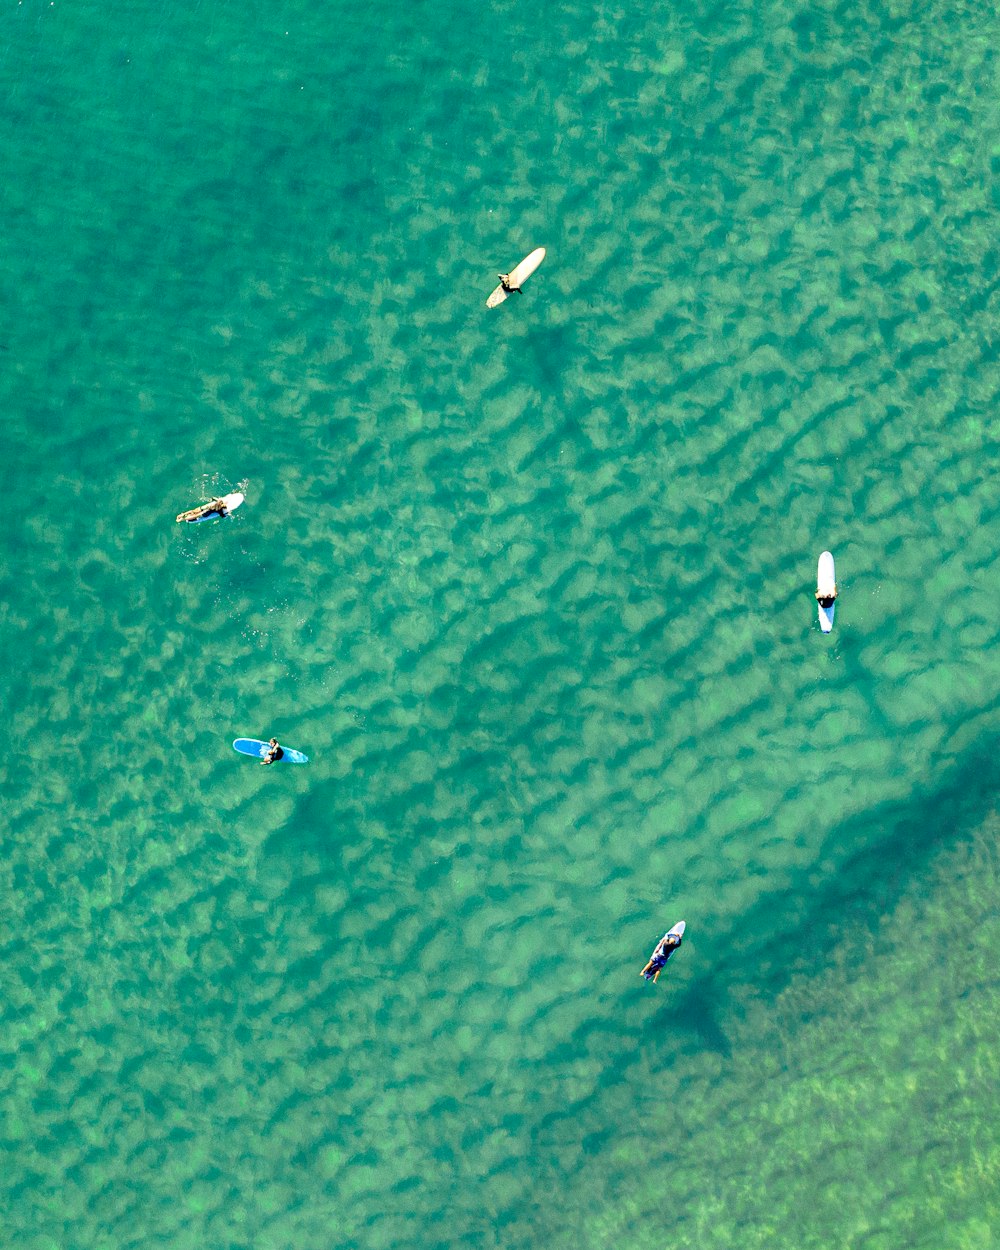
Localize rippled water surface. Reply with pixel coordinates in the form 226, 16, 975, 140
4, 0, 1000, 1245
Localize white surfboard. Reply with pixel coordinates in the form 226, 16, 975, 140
641, 919, 686, 981
486, 247, 546, 308
176, 492, 245, 524
817, 550, 837, 633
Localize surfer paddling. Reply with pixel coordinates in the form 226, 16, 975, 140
176, 496, 230, 523
261, 738, 284, 766
640, 924, 684, 983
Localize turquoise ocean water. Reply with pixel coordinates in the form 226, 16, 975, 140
4, 0, 1000, 1244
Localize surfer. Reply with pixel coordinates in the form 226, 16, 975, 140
640, 929, 683, 983
487, 249, 544, 308
815, 585, 838, 609
261, 738, 284, 766
176, 496, 230, 523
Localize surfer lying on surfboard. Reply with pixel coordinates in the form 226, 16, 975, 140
176, 496, 231, 523
815, 585, 838, 609
641, 927, 684, 982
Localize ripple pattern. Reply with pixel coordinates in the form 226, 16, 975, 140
3, 0, 1000, 1245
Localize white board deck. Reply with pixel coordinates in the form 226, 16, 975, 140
177, 491, 245, 524
486, 247, 546, 308
817, 550, 836, 633
642, 919, 686, 981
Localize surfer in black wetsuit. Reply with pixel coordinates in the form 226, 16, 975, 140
815, 585, 838, 609
498, 273, 522, 295
640, 930, 683, 983
261, 738, 284, 765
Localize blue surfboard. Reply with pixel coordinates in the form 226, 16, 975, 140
233, 738, 309, 764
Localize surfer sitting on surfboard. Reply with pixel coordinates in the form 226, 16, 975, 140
640, 930, 683, 983
498, 273, 522, 295
261, 738, 284, 766
815, 585, 838, 609
176, 497, 230, 523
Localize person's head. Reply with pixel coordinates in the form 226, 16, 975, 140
269, 738, 278, 747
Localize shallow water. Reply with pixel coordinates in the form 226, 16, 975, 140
4, 0, 1000, 1244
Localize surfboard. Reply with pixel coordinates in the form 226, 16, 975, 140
177, 492, 245, 524
486, 247, 546, 308
233, 738, 309, 764
643, 919, 686, 974
817, 550, 837, 634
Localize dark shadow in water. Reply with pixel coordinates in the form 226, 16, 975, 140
666, 732, 1000, 1053
653, 984, 733, 1058
520, 321, 580, 393
262, 772, 374, 870
263, 709, 1000, 1066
